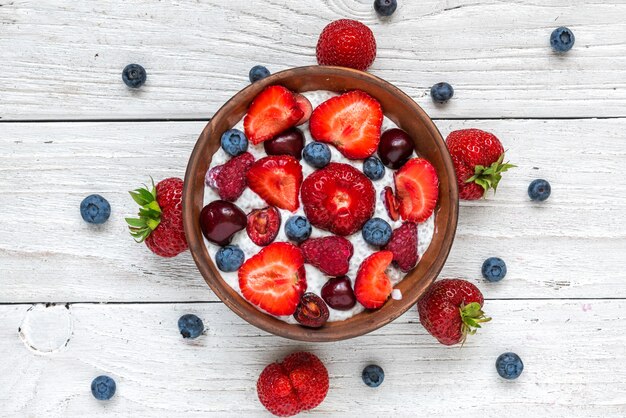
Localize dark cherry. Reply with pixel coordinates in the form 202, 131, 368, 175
263, 128, 305, 160
378, 128, 415, 169
200, 200, 247, 246
321, 276, 357, 311
293, 293, 329, 328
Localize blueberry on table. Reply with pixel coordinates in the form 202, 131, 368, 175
374, 0, 397, 17
303, 142, 331, 168
550, 27, 575, 53
285, 215, 312, 243
482, 257, 507, 282
122, 64, 147, 88
362, 365, 384, 387
80, 194, 111, 224
91, 375, 116, 400
215, 245, 245, 272
528, 179, 551, 201
362, 218, 392, 247
496, 352, 524, 380
430, 82, 454, 103
178, 314, 204, 339
363, 156, 385, 180
249, 65, 271, 83
221, 129, 249, 157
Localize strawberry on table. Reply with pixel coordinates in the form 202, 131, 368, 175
394, 158, 439, 223
126, 177, 188, 258
446, 128, 515, 200
316, 19, 377, 71
244, 85, 304, 145
300, 235, 354, 276
417, 279, 491, 346
309, 90, 383, 159
238, 242, 307, 316
354, 251, 394, 309
384, 222, 418, 272
246, 155, 303, 212
208, 152, 255, 202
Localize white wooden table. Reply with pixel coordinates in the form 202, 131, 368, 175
1, 1, 626, 416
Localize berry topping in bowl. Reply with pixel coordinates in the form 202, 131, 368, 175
321, 276, 357, 311
263, 127, 305, 159
220, 128, 249, 157
246, 207, 281, 246
285, 215, 312, 243
293, 293, 330, 328
378, 128, 415, 169
247, 155, 303, 212
362, 217, 393, 247
354, 251, 394, 309
215, 245, 245, 272
200, 200, 247, 246
301, 236, 353, 277
363, 156, 385, 180
384, 222, 418, 272
244, 85, 303, 144
395, 158, 439, 222
302, 141, 331, 168
208, 152, 255, 202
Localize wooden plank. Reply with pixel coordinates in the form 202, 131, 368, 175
1, 0, 626, 120
1, 119, 624, 302
1, 300, 625, 416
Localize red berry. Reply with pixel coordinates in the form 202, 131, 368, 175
382, 186, 400, 221
354, 251, 393, 309
244, 85, 304, 145
378, 128, 415, 169
316, 19, 377, 71
246, 156, 303, 212
394, 158, 439, 223
293, 93, 313, 126
200, 200, 247, 246
212, 152, 255, 202
384, 222, 418, 272
293, 293, 329, 328
263, 128, 305, 160
301, 163, 375, 236
321, 276, 357, 311
246, 207, 281, 246
300, 235, 354, 276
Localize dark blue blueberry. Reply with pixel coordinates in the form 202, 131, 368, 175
178, 314, 204, 339
374, 0, 397, 17
550, 27, 575, 53
249, 65, 271, 83
362, 218, 392, 246
528, 179, 551, 201
363, 156, 385, 180
80, 194, 111, 224
91, 375, 116, 400
482, 257, 507, 282
122, 64, 147, 88
362, 364, 384, 387
496, 352, 524, 380
285, 216, 312, 243
303, 142, 331, 168
215, 245, 245, 272
430, 82, 454, 104
220, 129, 249, 157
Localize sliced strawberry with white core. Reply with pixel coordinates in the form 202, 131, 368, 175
246, 156, 303, 212
394, 158, 439, 223
244, 86, 304, 144
354, 251, 394, 309
309, 90, 383, 159
238, 242, 307, 316
293, 93, 313, 126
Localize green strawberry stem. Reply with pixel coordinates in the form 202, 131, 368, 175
465, 153, 516, 196
125, 179, 161, 243
459, 302, 491, 345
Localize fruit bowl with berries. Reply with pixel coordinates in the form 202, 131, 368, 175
183, 66, 458, 341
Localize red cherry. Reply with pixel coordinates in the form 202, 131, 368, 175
200, 200, 247, 246
293, 293, 329, 328
378, 128, 415, 169
263, 128, 305, 160
321, 276, 357, 311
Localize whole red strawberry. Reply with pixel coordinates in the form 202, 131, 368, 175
126, 178, 188, 257
316, 19, 376, 71
417, 279, 491, 346
446, 129, 515, 200
257, 352, 329, 417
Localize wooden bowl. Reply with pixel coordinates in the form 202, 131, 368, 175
183, 66, 458, 342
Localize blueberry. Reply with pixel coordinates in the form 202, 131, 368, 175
91, 375, 116, 400
220, 129, 249, 157
178, 314, 204, 339
285, 216, 312, 243
550, 27, 575, 53
528, 179, 551, 201
362, 365, 384, 387
362, 218, 392, 246
80, 194, 111, 224
374, 0, 397, 17
122, 64, 147, 88
430, 82, 454, 103
249, 65, 271, 83
215, 245, 245, 272
363, 156, 385, 180
496, 352, 524, 380
303, 142, 331, 168
482, 257, 507, 282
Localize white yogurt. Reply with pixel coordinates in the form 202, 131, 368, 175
202, 90, 435, 323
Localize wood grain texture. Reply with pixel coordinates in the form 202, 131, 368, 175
2, 0, 626, 120
1, 119, 624, 302
1, 301, 625, 417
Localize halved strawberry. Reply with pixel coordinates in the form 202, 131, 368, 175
382, 186, 399, 221
294, 93, 313, 126
246, 207, 281, 246
246, 156, 303, 212
238, 242, 307, 316
301, 163, 375, 236
394, 158, 439, 223
354, 251, 393, 309
244, 85, 304, 144
309, 90, 383, 159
